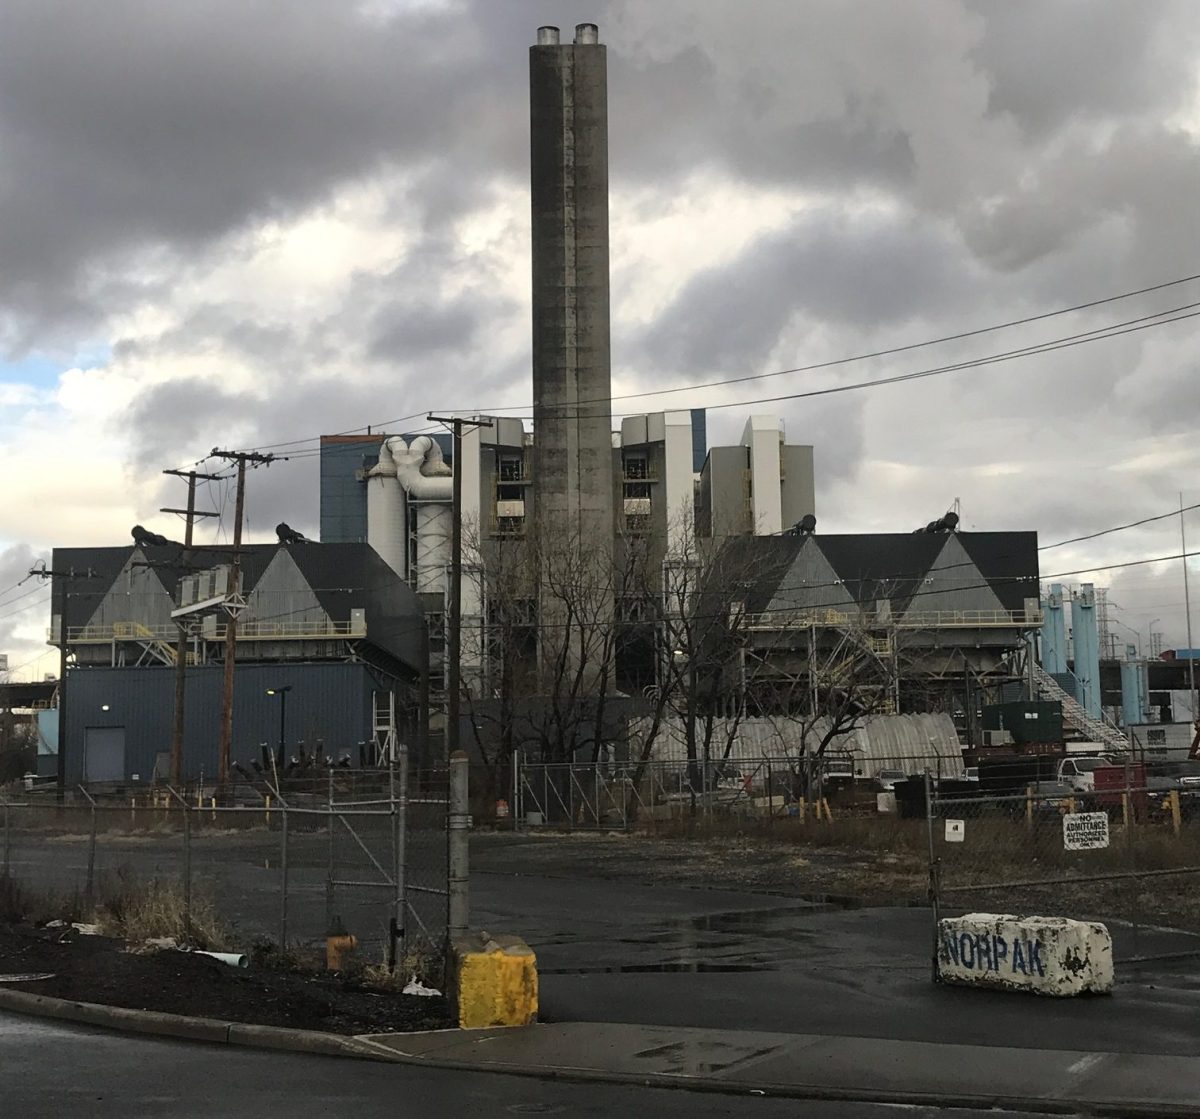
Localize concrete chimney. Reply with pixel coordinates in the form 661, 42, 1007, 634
529, 23, 613, 691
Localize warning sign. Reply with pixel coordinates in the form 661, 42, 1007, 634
945, 819, 965, 843
1063, 811, 1110, 851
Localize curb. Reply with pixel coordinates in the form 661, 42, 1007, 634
0, 987, 1196, 1118
0, 986, 375, 1061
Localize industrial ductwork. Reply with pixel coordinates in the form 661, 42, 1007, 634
366, 436, 453, 590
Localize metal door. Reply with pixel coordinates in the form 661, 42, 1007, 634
84, 727, 126, 782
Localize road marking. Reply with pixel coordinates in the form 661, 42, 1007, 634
1067, 1053, 1105, 1076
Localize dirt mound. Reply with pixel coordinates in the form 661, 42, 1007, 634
0, 925, 452, 1035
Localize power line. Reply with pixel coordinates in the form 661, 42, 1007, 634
1041, 502, 1200, 551
166, 272, 1200, 468
529, 273, 1200, 410
0, 583, 50, 613
478, 300, 1200, 421
0, 591, 49, 623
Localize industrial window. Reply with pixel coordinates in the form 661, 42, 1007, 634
499, 456, 525, 481
624, 455, 649, 480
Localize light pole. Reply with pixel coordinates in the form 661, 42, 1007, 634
266, 686, 291, 768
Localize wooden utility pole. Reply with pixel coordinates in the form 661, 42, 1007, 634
161, 468, 220, 785
210, 450, 274, 787
426, 416, 490, 757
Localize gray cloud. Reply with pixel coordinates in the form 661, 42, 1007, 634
2, 0, 1199, 659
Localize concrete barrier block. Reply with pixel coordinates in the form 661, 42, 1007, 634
452, 933, 538, 1029
937, 913, 1113, 996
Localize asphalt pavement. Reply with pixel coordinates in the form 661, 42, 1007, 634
6, 825, 1200, 1062
0, 1013, 1055, 1119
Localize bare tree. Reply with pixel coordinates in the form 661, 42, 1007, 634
462, 519, 628, 776
622, 514, 783, 793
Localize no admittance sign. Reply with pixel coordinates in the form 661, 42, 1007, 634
1063, 811, 1110, 851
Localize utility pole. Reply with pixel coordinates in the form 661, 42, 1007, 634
426, 416, 491, 758
1182, 492, 1197, 721
26, 564, 96, 793
210, 449, 274, 787
162, 468, 220, 785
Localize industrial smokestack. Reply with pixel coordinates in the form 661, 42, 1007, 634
529, 22, 614, 689
530, 22, 612, 540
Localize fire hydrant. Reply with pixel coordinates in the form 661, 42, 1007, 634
326, 915, 357, 971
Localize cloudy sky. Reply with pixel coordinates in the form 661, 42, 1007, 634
2, 0, 1199, 680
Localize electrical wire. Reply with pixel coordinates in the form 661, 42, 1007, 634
1039, 502, 1200, 551
0, 583, 50, 613
0, 592, 50, 623
166, 271, 1200, 468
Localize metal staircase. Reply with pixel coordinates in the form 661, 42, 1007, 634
1031, 663, 1128, 754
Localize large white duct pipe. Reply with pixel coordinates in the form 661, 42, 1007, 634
366, 440, 407, 578
367, 435, 453, 589
415, 505, 453, 594
388, 435, 452, 494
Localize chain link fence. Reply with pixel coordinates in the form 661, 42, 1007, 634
926, 759, 1200, 968
1, 765, 450, 969
509, 751, 965, 831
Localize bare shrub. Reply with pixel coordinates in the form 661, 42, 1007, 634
95, 872, 230, 950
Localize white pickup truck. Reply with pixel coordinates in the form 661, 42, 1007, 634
1055, 756, 1114, 793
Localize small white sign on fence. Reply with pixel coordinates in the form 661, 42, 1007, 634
1063, 811, 1110, 851
945, 819, 965, 843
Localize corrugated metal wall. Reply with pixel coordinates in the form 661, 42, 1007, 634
627, 713, 964, 776
65, 662, 383, 783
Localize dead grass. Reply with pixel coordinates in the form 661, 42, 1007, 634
92, 872, 231, 951
0, 872, 89, 927
361, 944, 441, 991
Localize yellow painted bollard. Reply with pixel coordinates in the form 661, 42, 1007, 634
265, 794, 272, 826
209, 796, 216, 824
1121, 792, 1130, 829
1025, 785, 1034, 833
130, 797, 136, 829
798, 797, 807, 823
1170, 789, 1182, 837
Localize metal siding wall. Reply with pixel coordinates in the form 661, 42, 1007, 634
66, 663, 377, 783
690, 408, 707, 473
320, 441, 380, 543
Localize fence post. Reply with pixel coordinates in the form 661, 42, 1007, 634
2, 798, 10, 878
391, 742, 409, 971
325, 767, 334, 933
1170, 789, 1182, 837
448, 751, 470, 939
924, 770, 940, 984
164, 787, 191, 944
182, 800, 192, 943
511, 750, 520, 833
279, 807, 289, 949
76, 786, 98, 911
1125, 753, 1139, 958
766, 761, 773, 828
